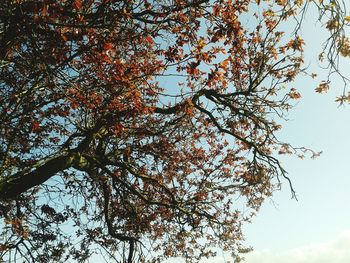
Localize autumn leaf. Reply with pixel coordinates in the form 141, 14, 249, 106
289, 88, 302, 99
31, 121, 41, 132
220, 58, 230, 70
42, 2, 48, 16
74, 0, 82, 10
326, 19, 340, 31
0, 244, 7, 252
315, 82, 330, 93
295, 0, 304, 7
145, 35, 154, 45
287, 36, 305, 51
104, 42, 113, 50
213, 5, 220, 15
1, 0, 349, 262
335, 92, 350, 104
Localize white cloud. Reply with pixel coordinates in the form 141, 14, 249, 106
165, 231, 350, 263
244, 231, 350, 263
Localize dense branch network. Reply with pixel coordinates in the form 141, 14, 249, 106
0, 0, 348, 262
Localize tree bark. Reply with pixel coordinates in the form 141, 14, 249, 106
0, 153, 78, 199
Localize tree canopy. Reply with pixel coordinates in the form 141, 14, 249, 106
0, 0, 349, 262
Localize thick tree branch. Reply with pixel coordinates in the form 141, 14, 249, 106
0, 153, 78, 199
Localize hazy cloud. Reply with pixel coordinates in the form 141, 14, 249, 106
165, 231, 350, 263
244, 231, 350, 263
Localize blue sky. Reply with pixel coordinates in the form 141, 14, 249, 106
165, 3, 350, 263
200, 4, 350, 262
85, 3, 350, 263
244, 3, 350, 257
243, 75, 350, 262
166, 42, 350, 261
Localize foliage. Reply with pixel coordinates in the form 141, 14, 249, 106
0, 0, 348, 262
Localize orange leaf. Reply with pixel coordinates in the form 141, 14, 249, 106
145, 36, 154, 45
289, 88, 301, 99
31, 121, 41, 132
42, 2, 48, 16
104, 42, 113, 50
315, 82, 329, 93
74, 0, 82, 10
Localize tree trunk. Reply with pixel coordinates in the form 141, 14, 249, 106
0, 153, 79, 199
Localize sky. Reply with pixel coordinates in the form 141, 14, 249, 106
245, 231, 350, 263
199, 3, 350, 263
166, 64, 350, 261
242, 70, 350, 262
1, 2, 348, 263
83, 2, 350, 263
166, 59, 350, 263
242, 4, 350, 262
165, 3, 350, 263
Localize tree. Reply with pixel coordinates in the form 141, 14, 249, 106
0, 0, 348, 262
